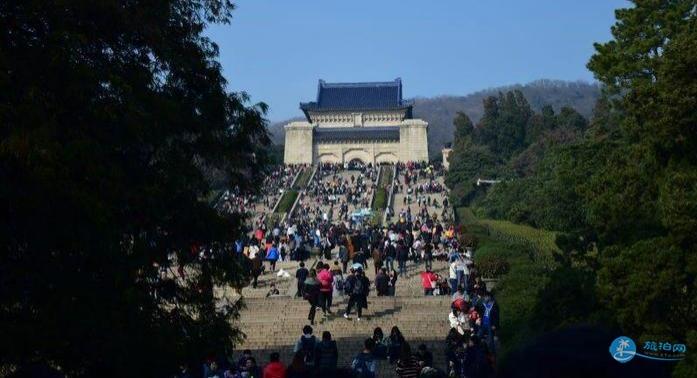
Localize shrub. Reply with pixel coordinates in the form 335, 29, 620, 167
477, 256, 510, 278
372, 188, 387, 210
275, 190, 298, 214
292, 168, 313, 190
459, 232, 479, 249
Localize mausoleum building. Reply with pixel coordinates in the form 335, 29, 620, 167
284, 78, 429, 165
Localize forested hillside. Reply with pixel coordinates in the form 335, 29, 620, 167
447, 2, 696, 376
268, 80, 600, 159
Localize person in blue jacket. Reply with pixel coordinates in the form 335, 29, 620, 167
266, 243, 279, 272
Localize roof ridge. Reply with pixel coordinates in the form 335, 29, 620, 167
319, 78, 401, 88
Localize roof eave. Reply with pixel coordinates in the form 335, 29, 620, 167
299, 102, 315, 122
301, 105, 412, 113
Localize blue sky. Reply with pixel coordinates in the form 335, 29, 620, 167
207, 0, 628, 121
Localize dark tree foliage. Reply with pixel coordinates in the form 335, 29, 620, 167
524, 105, 556, 145
474, 90, 533, 159
449, 2, 696, 376
587, 3, 697, 375
445, 112, 503, 206
0, 0, 270, 376
447, 88, 589, 209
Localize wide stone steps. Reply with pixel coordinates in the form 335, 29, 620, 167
235, 295, 452, 377
234, 171, 452, 377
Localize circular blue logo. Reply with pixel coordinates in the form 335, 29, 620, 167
609, 336, 636, 363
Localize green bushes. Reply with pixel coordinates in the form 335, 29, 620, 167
373, 165, 393, 211
459, 207, 558, 359
478, 218, 559, 264
477, 255, 510, 278
372, 188, 387, 210
275, 190, 298, 214
292, 168, 313, 190
378, 165, 394, 188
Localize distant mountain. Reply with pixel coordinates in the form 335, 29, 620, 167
267, 79, 601, 159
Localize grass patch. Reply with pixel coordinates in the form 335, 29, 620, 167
477, 219, 559, 269
275, 190, 298, 214
372, 188, 387, 210
378, 165, 394, 187
456, 207, 478, 226
292, 168, 313, 190
372, 165, 394, 211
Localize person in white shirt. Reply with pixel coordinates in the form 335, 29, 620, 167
248, 244, 259, 259
455, 255, 467, 289
448, 308, 469, 335
449, 260, 458, 294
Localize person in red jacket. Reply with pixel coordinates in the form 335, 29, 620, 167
316, 262, 334, 315
254, 227, 265, 243
263, 352, 286, 378
420, 268, 437, 296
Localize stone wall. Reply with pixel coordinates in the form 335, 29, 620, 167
283, 121, 313, 164
307, 109, 407, 127
314, 142, 400, 165
398, 119, 429, 163
283, 118, 429, 164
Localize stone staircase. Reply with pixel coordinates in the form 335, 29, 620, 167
233, 168, 453, 377
235, 259, 453, 377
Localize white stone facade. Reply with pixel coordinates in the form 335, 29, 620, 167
284, 79, 429, 165
283, 117, 428, 165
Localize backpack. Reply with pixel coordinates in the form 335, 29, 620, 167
344, 276, 355, 295
300, 336, 316, 366
352, 276, 365, 296
303, 282, 318, 301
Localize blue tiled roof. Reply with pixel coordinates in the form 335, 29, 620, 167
314, 126, 400, 143
300, 78, 413, 116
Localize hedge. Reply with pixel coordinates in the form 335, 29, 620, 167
275, 190, 298, 214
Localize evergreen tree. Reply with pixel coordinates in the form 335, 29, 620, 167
555, 107, 588, 132
452, 111, 474, 147
525, 105, 556, 145
587, 3, 697, 374
0, 0, 270, 375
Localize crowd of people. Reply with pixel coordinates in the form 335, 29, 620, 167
186, 162, 499, 377
215, 164, 306, 225
292, 162, 378, 226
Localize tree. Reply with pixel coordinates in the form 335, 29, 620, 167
524, 105, 556, 145
555, 106, 588, 132
587, 1, 696, 374
452, 111, 474, 147
475, 91, 532, 158
0, 0, 270, 376
446, 138, 501, 207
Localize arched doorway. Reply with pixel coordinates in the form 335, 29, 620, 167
347, 158, 366, 170
317, 152, 340, 164
375, 151, 398, 164
343, 148, 372, 166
